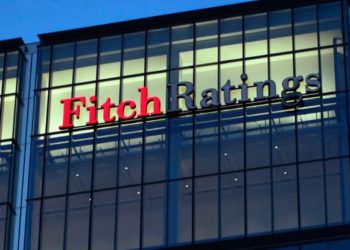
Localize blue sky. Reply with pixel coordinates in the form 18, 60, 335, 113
0, 0, 253, 43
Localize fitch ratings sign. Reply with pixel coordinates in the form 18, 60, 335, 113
58, 73, 321, 129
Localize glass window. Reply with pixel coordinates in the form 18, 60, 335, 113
195, 112, 219, 176
41, 197, 65, 250
295, 51, 319, 93
319, 2, 343, 46
117, 186, 141, 250
0, 96, 16, 140
94, 127, 118, 190
195, 176, 219, 241
169, 116, 193, 179
25, 200, 41, 250
91, 190, 116, 250
146, 72, 167, 112
246, 57, 268, 100
118, 123, 143, 186
299, 161, 326, 228
97, 79, 119, 123
168, 179, 192, 246
69, 130, 93, 193
44, 134, 69, 197
273, 165, 298, 231
171, 24, 193, 68
66, 194, 90, 250
297, 97, 323, 162
220, 17, 242, 61
326, 158, 350, 224
247, 169, 272, 235
72, 83, 95, 127
144, 120, 167, 183
147, 28, 169, 72
0, 205, 7, 250
271, 103, 296, 165
0, 143, 12, 203
196, 20, 218, 65
245, 13, 267, 57
0, 54, 4, 92
35, 90, 48, 134
270, 54, 293, 95
246, 104, 270, 169
37, 47, 51, 89
51, 43, 74, 86
122, 76, 144, 116
99, 35, 122, 80
28, 137, 44, 199
220, 61, 243, 104
221, 172, 245, 238
170, 68, 193, 111
269, 9, 293, 53
143, 183, 167, 248
323, 93, 348, 158
294, 6, 317, 50
123, 32, 145, 76
75, 39, 98, 83
220, 108, 244, 172
195, 65, 218, 107
49, 87, 72, 133
4, 51, 19, 94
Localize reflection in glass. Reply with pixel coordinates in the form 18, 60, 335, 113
171, 24, 193, 68
245, 13, 267, 57
28, 137, 44, 199
51, 43, 74, 86
0, 96, 16, 140
37, 47, 50, 89
99, 35, 122, 80
294, 6, 317, 50
220, 17, 242, 61
196, 20, 218, 65
319, 2, 343, 46
0, 205, 6, 250
4, 51, 19, 94
25, 201, 40, 250
75, 39, 97, 83
147, 28, 169, 72
123, 32, 145, 76
269, 9, 292, 53
0, 143, 12, 203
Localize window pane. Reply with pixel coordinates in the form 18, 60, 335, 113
97, 79, 119, 123
147, 28, 169, 72
0, 205, 7, 250
37, 47, 50, 89
221, 172, 245, 238
99, 35, 121, 80
35, 90, 48, 134
319, 2, 343, 46
41, 197, 65, 250
117, 186, 141, 250
123, 32, 145, 76
168, 179, 192, 246
220, 17, 242, 61
91, 190, 116, 250
0, 96, 16, 140
196, 20, 218, 65
66, 194, 90, 250
51, 43, 74, 86
143, 183, 167, 248
49, 87, 72, 133
170, 68, 193, 111
195, 176, 218, 241
245, 13, 267, 57
195, 65, 218, 107
269, 9, 293, 53
299, 161, 326, 228
28, 137, 44, 199
75, 39, 97, 83
147, 72, 167, 113
0, 143, 12, 203
273, 165, 298, 231
270, 54, 293, 95
247, 169, 271, 235
72, 83, 95, 127
294, 6, 317, 50
122, 76, 144, 116
171, 24, 193, 68
4, 52, 19, 94
25, 201, 40, 250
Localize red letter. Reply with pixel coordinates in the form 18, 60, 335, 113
117, 100, 136, 120
101, 98, 116, 123
86, 96, 98, 126
137, 87, 163, 118
59, 97, 86, 129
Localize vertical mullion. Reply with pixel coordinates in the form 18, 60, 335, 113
37, 45, 52, 250
88, 37, 100, 250
217, 18, 222, 240
0, 52, 7, 142
191, 21, 196, 245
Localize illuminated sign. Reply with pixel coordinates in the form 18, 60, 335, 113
59, 73, 321, 129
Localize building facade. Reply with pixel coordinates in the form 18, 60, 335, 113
2, 0, 350, 249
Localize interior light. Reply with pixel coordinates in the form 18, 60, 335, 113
185, 184, 190, 188
274, 146, 279, 149
224, 153, 228, 156
137, 191, 141, 195
234, 178, 238, 182
283, 171, 288, 175
75, 173, 79, 177
124, 167, 128, 170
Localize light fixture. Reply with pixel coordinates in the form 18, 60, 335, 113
283, 171, 288, 175
75, 173, 79, 177
185, 184, 190, 188
124, 167, 128, 170
274, 146, 279, 149
234, 178, 238, 182
224, 153, 228, 156
137, 191, 141, 195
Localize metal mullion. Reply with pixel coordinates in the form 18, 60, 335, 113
87, 37, 100, 250
217, 17, 222, 240
37, 44, 53, 250
291, 7, 302, 231
316, 3, 329, 226
114, 33, 124, 250
63, 41, 77, 250
14, 50, 21, 97
0, 53, 8, 143
191, 21, 196, 245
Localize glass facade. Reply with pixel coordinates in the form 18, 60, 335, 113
2, 0, 350, 250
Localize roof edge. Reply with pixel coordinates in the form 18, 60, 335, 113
0, 38, 25, 52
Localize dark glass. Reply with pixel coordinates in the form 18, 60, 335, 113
273, 165, 298, 231
168, 179, 192, 246
195, 112, 219, 176
24, 200, 40, 250
91, 190, 116, 250
269, 9, 293, 53
247, 169, 272, 235
144, 120, 167, 183
65, 194, 90, 250
195, 176, 219, 241
169, 116, 193, 179
245, 13, 267, 57
220, 16, 243, 61
326, 158, 350, 224
0, 53, 4, 92
323, 94, 349, 158
0, 143, 12, 203
147, 28, 169, 72
44, 134, 69, 196
221, 172, 245, 238
319, 2, 343, 46
297, 97, 323, 162
51, 43, 74, 86
118, 123, 143, 186
302, 242, 328, 250
246, 104, 270, 169
69, 131, 93, 193
220, 108, 244, 172
294, 6, 317, 50
196, 20, 218, 65
0, 205, 7, 250
271, 103, 296, 165
171, 24, 194, 68
117, 186, 141, 250
27, 137, 44, 199
94, 127, 118, 190
299, 161, 326, 228
41, 197, 65, 250
329, 239, 350, 250
4, 51, 19, 94
75, 39, 98, 83
123, 32, 145, 76
143, 183, 167, 248
37, 47, 51, 89
99, 35, 122, 80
